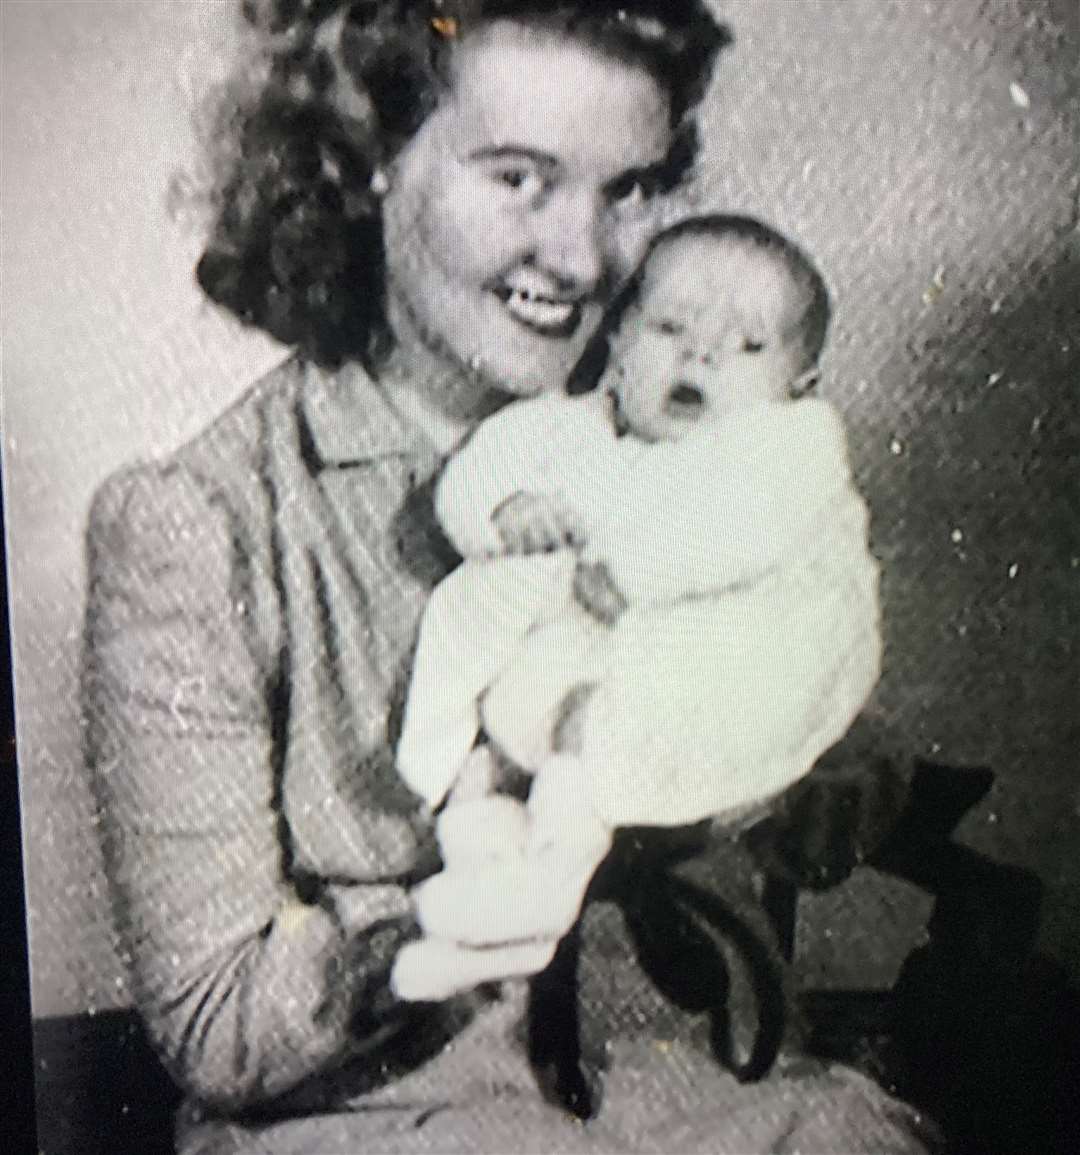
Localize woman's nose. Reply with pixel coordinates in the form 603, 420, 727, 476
533, 191, 605, 293
683, 349, 714, 365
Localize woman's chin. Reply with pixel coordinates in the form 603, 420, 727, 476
468, 335, 590, 401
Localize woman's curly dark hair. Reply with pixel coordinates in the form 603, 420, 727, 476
197, 0, 731, 366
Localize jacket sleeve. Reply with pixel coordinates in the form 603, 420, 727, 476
82, 465, 416, 1111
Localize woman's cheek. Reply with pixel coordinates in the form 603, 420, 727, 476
606, 206, 664, 281
441, 181, 530, 281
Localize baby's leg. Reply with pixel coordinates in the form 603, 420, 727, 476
397, 553, 575, 807
575, 574, 880, 829
526, 754, 613, 894
480, 611, 608, 774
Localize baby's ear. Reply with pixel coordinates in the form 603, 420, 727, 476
789, 367, 820, 399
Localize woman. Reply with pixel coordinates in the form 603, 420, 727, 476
83, 2, 937, 1150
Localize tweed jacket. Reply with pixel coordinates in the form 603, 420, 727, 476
82, 357, 488, 1111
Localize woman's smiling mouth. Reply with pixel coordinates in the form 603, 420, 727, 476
494, 283, 583, 337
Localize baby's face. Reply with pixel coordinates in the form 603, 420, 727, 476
602, 236, 812, 443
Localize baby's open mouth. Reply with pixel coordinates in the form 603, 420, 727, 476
494, 284, 582, 337
664, 382, 705, 418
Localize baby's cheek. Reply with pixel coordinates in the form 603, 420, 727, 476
614, 352, 662, 406
624, 337, 665, 378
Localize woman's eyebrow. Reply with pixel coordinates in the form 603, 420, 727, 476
602, 157, 681, 196
466, 145, 559, 168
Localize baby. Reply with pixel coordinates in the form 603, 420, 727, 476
396, 215, 881, 849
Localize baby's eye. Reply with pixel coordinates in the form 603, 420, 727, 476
742, 339, 765, 354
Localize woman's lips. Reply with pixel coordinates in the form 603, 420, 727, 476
494, 285, 582, 337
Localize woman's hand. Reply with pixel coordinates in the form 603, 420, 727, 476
573, 558, 628, 625
491, 491, 586, 555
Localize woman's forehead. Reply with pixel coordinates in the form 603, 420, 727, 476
442, 19, 672, 175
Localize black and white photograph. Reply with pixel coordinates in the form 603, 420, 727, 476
3, 2, 1078, 1152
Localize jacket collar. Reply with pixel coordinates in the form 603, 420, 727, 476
299, 360, 428, 468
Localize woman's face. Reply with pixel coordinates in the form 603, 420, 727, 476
381, 19, 675, 401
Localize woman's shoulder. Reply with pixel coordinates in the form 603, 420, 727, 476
175, 354, 309, 475
88, 356, 307, 549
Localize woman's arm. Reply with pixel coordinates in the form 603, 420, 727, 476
82, 466, 415, 1111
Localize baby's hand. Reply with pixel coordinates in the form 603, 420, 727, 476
573, 559, 628, 625
491, 491, 586, 555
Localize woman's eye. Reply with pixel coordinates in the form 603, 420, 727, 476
652, 320, 683, 336
607, 173, 654, 210
742, 339, 765, 353
613, 180, 644, 209
498, 168, 544, 198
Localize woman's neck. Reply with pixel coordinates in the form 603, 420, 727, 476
375, 308, 509, 457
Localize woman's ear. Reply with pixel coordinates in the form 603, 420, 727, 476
370, 167, 390, 197
789, 366, 820, 399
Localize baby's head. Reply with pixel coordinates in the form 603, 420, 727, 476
583, 215, 829, 442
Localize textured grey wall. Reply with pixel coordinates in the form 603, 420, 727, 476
4, 0, 1078, 1016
